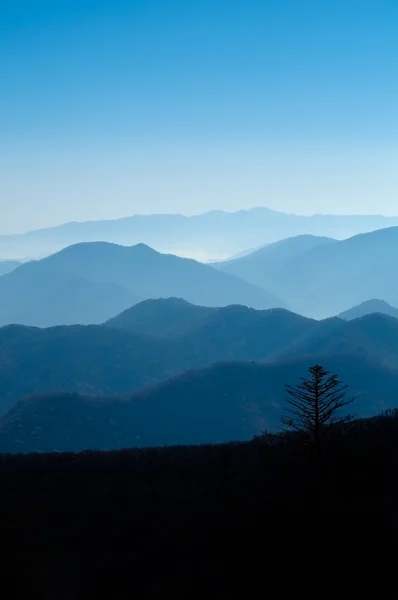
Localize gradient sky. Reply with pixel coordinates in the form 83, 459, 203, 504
1, 0, 397, 233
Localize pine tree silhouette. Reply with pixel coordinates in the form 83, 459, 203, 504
282, 364, 355, 458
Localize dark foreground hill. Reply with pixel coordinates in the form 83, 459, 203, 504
0, 413, 396, 597
1, 356, 397, 453
0, 242, 286, 326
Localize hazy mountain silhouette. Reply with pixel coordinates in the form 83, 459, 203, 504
274, 227, 398, 318
338, 299, 398, 321
0, 355, 396, 453
1, 207, 398, 260
0, 260, 21, 276
216, 234, 336, 290
0, 242, 286, 326
217, 227, 398, 318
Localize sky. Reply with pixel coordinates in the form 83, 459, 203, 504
0, 0, 397, 233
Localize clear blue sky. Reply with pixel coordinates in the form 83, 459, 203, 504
0, 0, 397, 232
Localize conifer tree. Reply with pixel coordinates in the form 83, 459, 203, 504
282, 364, 355, 457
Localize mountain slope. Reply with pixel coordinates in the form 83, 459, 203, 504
0, 242, 286, 327
41, 242, 285, 309
338, 299, 398, 321
0, 355, 396, 453
216, 234, 336, 290
270, 227, 398, 318
218, 227, 398, 319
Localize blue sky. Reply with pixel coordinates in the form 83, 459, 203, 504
0, 0, 397, 232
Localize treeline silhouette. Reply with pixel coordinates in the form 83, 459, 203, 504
1, 408, 396, 597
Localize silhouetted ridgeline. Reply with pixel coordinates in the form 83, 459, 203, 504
0, 413, 396, 596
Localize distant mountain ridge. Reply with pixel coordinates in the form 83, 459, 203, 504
1, 206, 398, 260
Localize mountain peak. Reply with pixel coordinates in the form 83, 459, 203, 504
339, 299, 398, 321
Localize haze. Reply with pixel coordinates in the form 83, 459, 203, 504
1, 0, 397, 233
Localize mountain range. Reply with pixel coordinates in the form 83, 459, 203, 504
0, 242, 285, 327
1, 299, 398, 451
2, 206, 398, 260
1, 215, 398, 453
3, 299, 398, 414
0, 302, 320, 414
109, 300, 398, 371
2, 224, 398, 326
216, 227, 398, 318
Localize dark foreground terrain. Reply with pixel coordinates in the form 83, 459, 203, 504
1, 412, 396, 597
